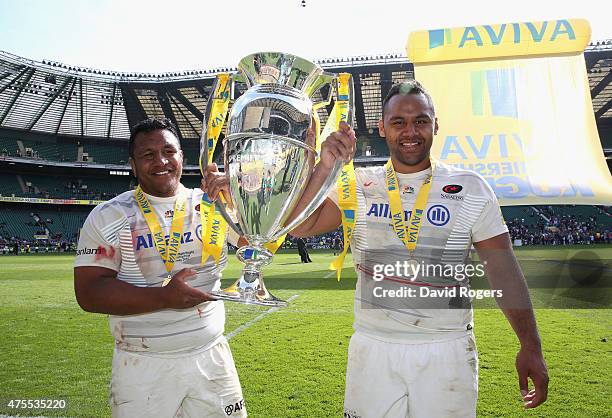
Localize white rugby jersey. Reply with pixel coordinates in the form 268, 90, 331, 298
75, 185, 233, 355
329, 161, 508, 343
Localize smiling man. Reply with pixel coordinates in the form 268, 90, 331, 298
291, 81, 548, 417
74, 118, 246, 418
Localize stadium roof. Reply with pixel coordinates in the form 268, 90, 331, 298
0, 42, 611, 141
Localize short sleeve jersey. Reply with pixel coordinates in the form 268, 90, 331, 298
329, 161, 508, 343
75, 186, 230, 355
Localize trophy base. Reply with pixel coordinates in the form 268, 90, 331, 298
211, 269, 287, 308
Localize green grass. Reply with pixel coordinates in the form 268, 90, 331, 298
0, 246, 610, 417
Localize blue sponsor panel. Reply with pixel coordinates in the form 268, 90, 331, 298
135, 230, 200, 251
427, 205, 451, 226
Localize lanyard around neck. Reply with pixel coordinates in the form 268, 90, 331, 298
135, 186, 187, 275
384, 159, 435, 255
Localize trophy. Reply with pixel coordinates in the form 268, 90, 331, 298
201, 52, 353, 307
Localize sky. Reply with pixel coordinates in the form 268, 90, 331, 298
0, 0, 611, 73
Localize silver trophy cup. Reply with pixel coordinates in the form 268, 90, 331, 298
204, 52, 353, 307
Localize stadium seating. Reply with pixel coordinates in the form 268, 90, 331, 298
0, 174, 23, 196
20, 139, 78, 162
0, 137, 17, 157
501, 206, 541, 231
0, 209, 40, 241
82, 142, 129, 164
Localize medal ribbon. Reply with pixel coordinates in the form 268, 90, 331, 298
135, 186, 187, 281
200, 74, 230, 264
385, 159, 435, 253
330, 73, 356, 281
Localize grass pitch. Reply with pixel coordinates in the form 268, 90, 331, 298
0, 246, 610, 417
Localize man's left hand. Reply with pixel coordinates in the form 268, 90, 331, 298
516, 346, 549, 408
201, 163, 229, 201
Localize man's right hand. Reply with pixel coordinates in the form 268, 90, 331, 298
162, 268, 217, 309
318, 121, 356, 172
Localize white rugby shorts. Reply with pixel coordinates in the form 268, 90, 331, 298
110, 338, 246, 418
344, 332, 478, 418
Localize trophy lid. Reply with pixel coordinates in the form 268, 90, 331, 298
237, 52, 332, 98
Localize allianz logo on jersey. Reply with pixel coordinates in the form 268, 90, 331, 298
366, 204, 451, 226
135, 225, 203, 250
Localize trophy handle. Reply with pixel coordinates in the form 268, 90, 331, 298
200, 74, 244, 238
273, 73, 355, 240
309, 71, 336, 109
272, 159, 343, 239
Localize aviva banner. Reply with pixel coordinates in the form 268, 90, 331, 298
407, 19, 612, 205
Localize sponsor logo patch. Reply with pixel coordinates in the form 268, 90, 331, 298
442, 184, 462, 194
224, 399, 245, 415
76, 247, 99, 256
427, 204, 451, 226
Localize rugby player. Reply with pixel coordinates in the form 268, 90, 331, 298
291, 81, 548, 417
74, 117, 246, 418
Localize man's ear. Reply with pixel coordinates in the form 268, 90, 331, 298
378, 119, 386, 138
129, 158, 137, 178
434, 118, 439, 135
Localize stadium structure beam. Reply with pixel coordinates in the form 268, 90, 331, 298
0, 65, 30, 96
0, 70, 17, 83
585, 51, 610, 71
55, 78, 78, 135
106, 82, 118, 138
595, 98, 612, 119
157, 88, 182, 140
27, 76, 72, 130
120, 85, 148, 132
79, 78, 84, 136
168, 94, 199, 138
351, 71, 367, 131
380, 68, 393, 105
591, 71, 612, 99
169, 88, 204, 122
194, 83, 209, 102
0, 67, 35, 125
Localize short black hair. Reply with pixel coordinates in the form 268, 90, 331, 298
381, 80, 435, 118
129, 117, 180, 159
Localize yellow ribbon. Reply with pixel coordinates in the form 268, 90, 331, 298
329, 73, 356, 280
385, 159, 435, 254
135, 186, 187, 286
200, 74, 231, 264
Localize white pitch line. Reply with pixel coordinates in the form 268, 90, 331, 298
226, 294, 300, 340
324, 271, 336, 279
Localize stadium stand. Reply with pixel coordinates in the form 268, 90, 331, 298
0, 174, 23, 196
20, 139, 77, 161
0, 46, 610, 252
81, 141, 129, 164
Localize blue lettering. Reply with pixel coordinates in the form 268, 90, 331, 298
487, 163, 501, 176
483, 24, 506, 45
498, 134, 509, 158
441, 136, 468, 159
465, 135, 492, 159
525, 21, 548, 42
551, 19, 576, 41
367, 204, 380, 217
136, 235, 148, 250
459, 27, 483, 47
512, 23, 521, 43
